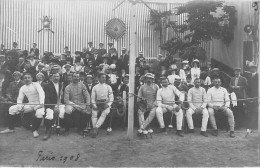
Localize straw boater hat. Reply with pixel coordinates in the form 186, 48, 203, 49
192, 59, 200, 67
234, 67, 241, 71
86, 74, 93, 79
145, 73, 154, 79
122, 47, 127, 51
248, 62, 257, 69
182, 60, 189, 64
38, 62, 45, 67
123, 74, 129, 78
64, 64, 71, 68
36, 72, 45, 79
12, 71, 22, 77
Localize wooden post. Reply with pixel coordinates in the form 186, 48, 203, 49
127, 1, 136, 140
123, 91, 127, 114
258, 12, 260, 139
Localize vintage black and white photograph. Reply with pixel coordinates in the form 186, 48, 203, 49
0, 0, 259, 167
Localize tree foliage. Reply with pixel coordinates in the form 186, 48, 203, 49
148, 0, 237, 62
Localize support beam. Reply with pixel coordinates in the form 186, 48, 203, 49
127, 2, 136, 140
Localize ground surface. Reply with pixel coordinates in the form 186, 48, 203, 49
0, 126, 259, 167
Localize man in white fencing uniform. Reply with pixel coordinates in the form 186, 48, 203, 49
91, 72, 114, 138
156, 76, 185, 137
207, 77, 235, 138
0, 73, 45, 138
186, 78, 209, 137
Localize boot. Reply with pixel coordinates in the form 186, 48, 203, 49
186, 129, 195, 134
212, 129, 218, 136
92, 127, 98, 138
176, 130, 184, 137
43, 120, 52, 140
200, 131, 208, 137
156, 127, 166, 134
229, 131, 235, 138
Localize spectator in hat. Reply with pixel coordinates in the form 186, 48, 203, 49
137, 73, 159, 136
98, 43, 107, 58
85, 74, 95, 95
191, 59, 201, 85
16, 57, 25, 73
108, 48, 117, 64
36, 72, 47, 88
118, 74, 129, 97
229, 67, 248, 128
27, 53, 38, 67
71, 56, 84, 73
87, 42, 95, 54
0, 44, 6, 55
179, 60, 189, 82
62, 64, 72, 83
100, 54, 110, 73
0, 55, 7, 71
108, 43, 117, 56
107, 65, 118, 92
167, 65, 180, 85
119, 47, 129, 70
74, 51, 83, 65
36, 63, 48, 82
29, 43, 39, 58
90, 49, 102, 67
12, 42, 18, 50
6, 71, 24, 103
136, 51, 145, 66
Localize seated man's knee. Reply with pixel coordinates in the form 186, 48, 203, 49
35, 108, 45, 118
202, 108, 209, 118
65, 105, 73, 114
9, 105, 19, 115
208, 108, 214, 115
91, 110, 98, 118
225, 108, 234, 117
45, 108, 54, 120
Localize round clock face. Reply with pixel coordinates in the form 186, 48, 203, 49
106, 18, 126, 39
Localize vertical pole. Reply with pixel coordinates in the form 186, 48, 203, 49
123, 91, 127, 114
44, 29, 48, 55
127, 2, 136, 140
258, 11, 260, 139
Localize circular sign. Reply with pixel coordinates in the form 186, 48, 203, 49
106, 18, 126, 39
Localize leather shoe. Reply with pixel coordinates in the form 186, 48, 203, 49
229, 131, 235, 138
200, 131, 208, 137
212, 129, 218, 136
176, 130, 184, 137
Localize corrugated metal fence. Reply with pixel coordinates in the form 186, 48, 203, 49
0, 0, 209, 62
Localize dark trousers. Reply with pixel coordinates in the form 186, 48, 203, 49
233, 101, 246, 128
64, 110, 90, 132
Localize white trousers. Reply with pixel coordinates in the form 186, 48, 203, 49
155, 104, 183, 130
92, 108, 110, 128
186, 108, 209, 131
138, 105, 156, 129
9, 104, 45, 119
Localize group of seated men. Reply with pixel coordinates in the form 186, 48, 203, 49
0, 41, 258, 140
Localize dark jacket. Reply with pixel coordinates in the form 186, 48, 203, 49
229, 75, 248, 99
30, 48, 39, 57
6, 80, 25, 102
44, 82, 62, 109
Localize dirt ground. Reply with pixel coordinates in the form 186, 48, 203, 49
0, 126, 259, 167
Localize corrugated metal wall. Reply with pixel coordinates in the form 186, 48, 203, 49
0, 0, 209, 61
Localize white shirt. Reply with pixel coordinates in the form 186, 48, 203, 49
53, 82, 59, 97
204, 76, 211, 86
207, 86, 230, 107
17, 82, 45, 104
156, 85, 184, 107
167, 74, 180, 85
191, 67, 201, 84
